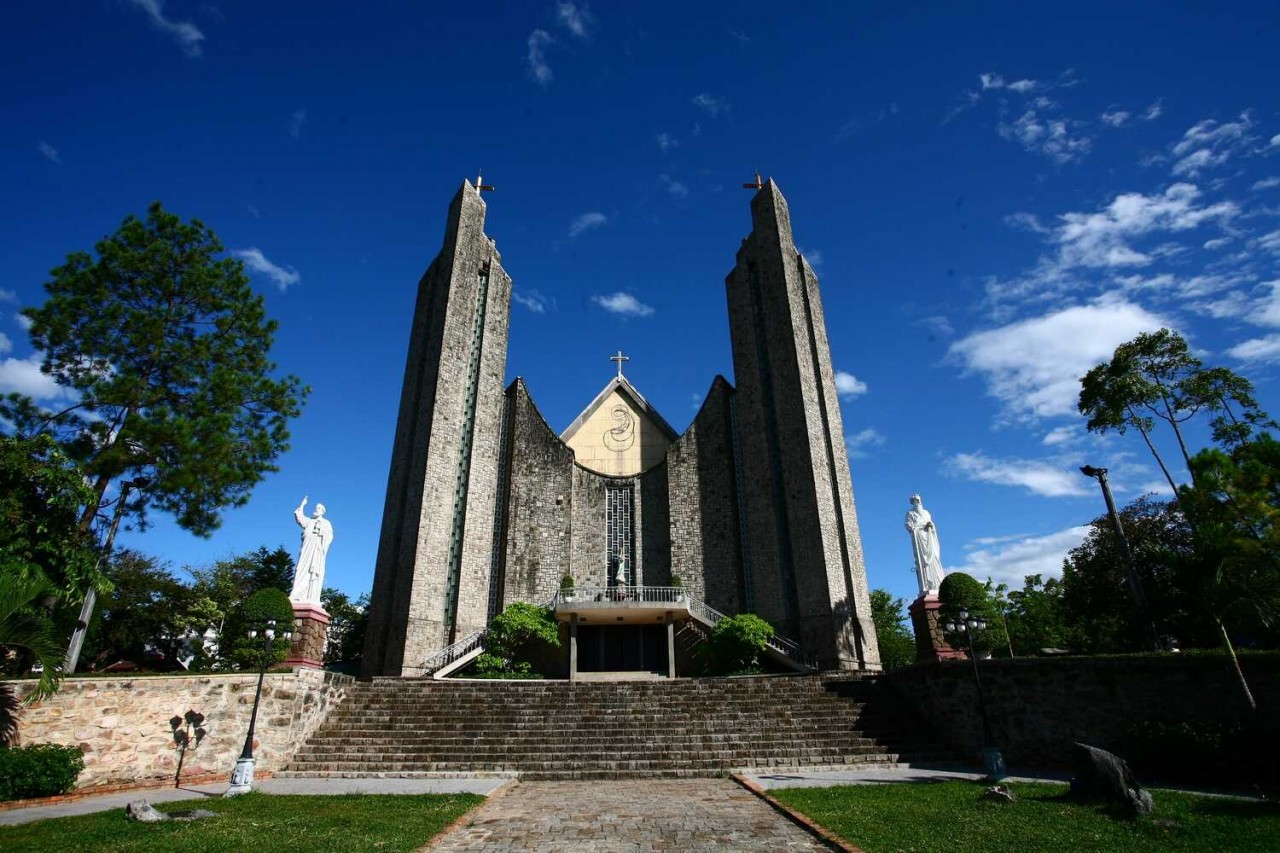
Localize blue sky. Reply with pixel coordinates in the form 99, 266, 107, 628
3, 2, 1280, 610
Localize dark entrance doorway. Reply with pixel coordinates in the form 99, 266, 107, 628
577, 624, 666, 672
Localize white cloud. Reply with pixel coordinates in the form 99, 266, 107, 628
38, 141, 61, 163
1256, 229, 1280, 257
1228, 334, 1280, 363
729, 29, 750, 45
656, 132, 678, 152
950, 296, 1170, 420
527, 29, 553, 85
512, 289, 551, 314
845, 427, 885, 458
1144, 100, 1163, 121
1169, 113, 1255, 176
659, 174, 688, 199
690, 93, 728, 117
0, 289, 16, 304
0, 332, 10, 355
834, 370, 867, 399
16, 313, 32, 331
288, 109, 307, 138
127, 0, 205, 57
0, 354, 73, 403
556, 2, 592, 39
568, 211, 607, 237
802, 248, 823, 270
1055, 183, 1238, 269
948, 452, 1091, 498
1007, 79, 1038, 93
949, 525, 1090, 585
1203, 236, 1233, 250
1253, 177, 1280, 191
1270, 133, 1280, 148
918, 315, 955, 337
979, 72, 1006, 90
1100, 110, 1130, 128
232, 248, 301, 292
998, 107, 1092, 164
1042, 425, 1079, 446
590, 292, 654, 318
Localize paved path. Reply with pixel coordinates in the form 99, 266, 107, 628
428, 779, 830, 852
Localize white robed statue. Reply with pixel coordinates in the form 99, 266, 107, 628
290, 496, 333, 605
905, 493, 945, 596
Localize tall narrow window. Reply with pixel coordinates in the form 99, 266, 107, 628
605, 485, 635, 586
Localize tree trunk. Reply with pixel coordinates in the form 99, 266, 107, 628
1218, 618, 1257, 713
1158, 388, 1196, 483
1132, 413, 1181, 499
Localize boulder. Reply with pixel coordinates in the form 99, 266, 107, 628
125, 800, 169, 823
980, 784, 1016, 804
1069, 742, 1154, 817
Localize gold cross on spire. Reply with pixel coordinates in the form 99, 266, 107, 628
610, 350, 630, 378
474, 170, 495, 197
742, 171, 764, 190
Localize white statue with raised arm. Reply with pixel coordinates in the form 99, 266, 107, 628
905, 493, 945, 596
290, 496, 333, 605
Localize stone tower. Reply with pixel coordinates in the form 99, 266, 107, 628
362, 180, 512, 677
725, 180, 879, 670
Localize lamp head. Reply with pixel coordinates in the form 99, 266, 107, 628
1079, 465, 1106, 478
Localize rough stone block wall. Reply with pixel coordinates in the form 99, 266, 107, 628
885, 655, 1280, 768
502, 379, 574, 606
570, 467, 608, 585
666, 377, 743, 614
13, 670, 352, 790
638, 464, 671, 587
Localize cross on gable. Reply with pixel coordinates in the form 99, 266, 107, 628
610, 350, 630, 378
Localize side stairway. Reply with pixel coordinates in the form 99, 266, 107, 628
279, 673, 954, 780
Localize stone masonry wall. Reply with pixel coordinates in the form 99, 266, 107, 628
885, 655, 1280, 769
13, 669, 352, 789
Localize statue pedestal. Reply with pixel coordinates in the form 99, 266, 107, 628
909, 593, 964, 663
286, 603, 330, 669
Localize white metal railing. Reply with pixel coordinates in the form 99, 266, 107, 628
409, 629, 484, 677
552, 585, 688, 606
685, 595, 816, 669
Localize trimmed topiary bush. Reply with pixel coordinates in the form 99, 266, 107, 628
0, 744, 85, 801
225, 587, 295, 670
938, 572, 1008, 656
706, 613, 775, 675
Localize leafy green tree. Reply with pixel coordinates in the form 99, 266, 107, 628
1003, 574, 1073, 655
1078, 328, 1272, 494
247, 546, 295, 595
187, 545, 297, 666
476, 602, 561, 677
0, 435, 102, 601
869, 589, 916, 669
3, 201, 307, 538
223, 588, 295, 671
706, 613, 775, 674
938, 573, 1008, 656
320, 588, 369, 665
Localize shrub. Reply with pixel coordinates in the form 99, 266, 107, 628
938, 572, 1008, 655
0, 743, 85, 801
475, 603, 561, 677
706, 613, 774, 674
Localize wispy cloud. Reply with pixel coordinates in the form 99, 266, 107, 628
918, 315, 955, 338
527, 29, 553, 85
1100, 110, 1130, 128
1228, 333, 1280, 364
568, 211, 608, 237
0, 289, 15, 304
288, 109, 307, 139
127, 0, 205, 57
1252, 177, 1280, 191
834, 370, 868, 399
690, 92, 728, 117
948, 451, 1091, 498
556, 2, 592, 39
729, 29, 750, 45
998, 102, 1092, 164
0, 353, 74, 403
1144, 100, 1163, 121
950, 296, 1170, 421
513, 289, 552, 314
15, 313, 32, 331
980, 72, 1039, 93
950, 525, 1090, 585
0, 333, 10, 355
1041, 425, 1080, 447
233, 248, 301, 292
37, 141, 61, 163
659, 174, 688, 199
845, 427, 885, 458
590, 292, 654, 318
656, 132, 679, 152
1170, 112, 1255, 177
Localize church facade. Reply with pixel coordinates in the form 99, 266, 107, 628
362, 178, 881, 675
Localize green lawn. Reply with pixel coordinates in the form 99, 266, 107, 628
770, 781, 1280, 853
0, 792, 484, 853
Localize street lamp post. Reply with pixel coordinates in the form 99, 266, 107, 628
225, 618, 292, 796
943, 610, 1005, 780
1079, 465, 1161, 652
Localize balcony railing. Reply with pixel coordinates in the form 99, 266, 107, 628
552, 585, 688, 607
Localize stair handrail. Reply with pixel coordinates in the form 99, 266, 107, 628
411, 628, 485, 677
685, 596, 816, 669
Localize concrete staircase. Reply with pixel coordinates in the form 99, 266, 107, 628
278, 673, 952, 780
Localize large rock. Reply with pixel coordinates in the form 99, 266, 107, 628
125, 800, 169, 823
1069, 742, 1154, 817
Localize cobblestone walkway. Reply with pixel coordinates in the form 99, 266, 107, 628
428, 779, 832, 851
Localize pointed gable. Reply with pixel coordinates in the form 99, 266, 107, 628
560, 375, 677, 476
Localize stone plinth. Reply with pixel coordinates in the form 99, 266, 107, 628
909, 594, 963, 663
286, 604, 331, 670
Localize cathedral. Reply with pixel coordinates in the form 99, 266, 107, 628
362, 177, 881, 676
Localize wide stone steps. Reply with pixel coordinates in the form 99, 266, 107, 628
282, 674, 952, 779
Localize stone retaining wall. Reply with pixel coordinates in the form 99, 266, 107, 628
12, 668, 353, 790
884, 653, 1280, 769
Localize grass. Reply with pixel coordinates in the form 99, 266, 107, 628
0, 792, 484, 852
771, 781, 1280, 852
